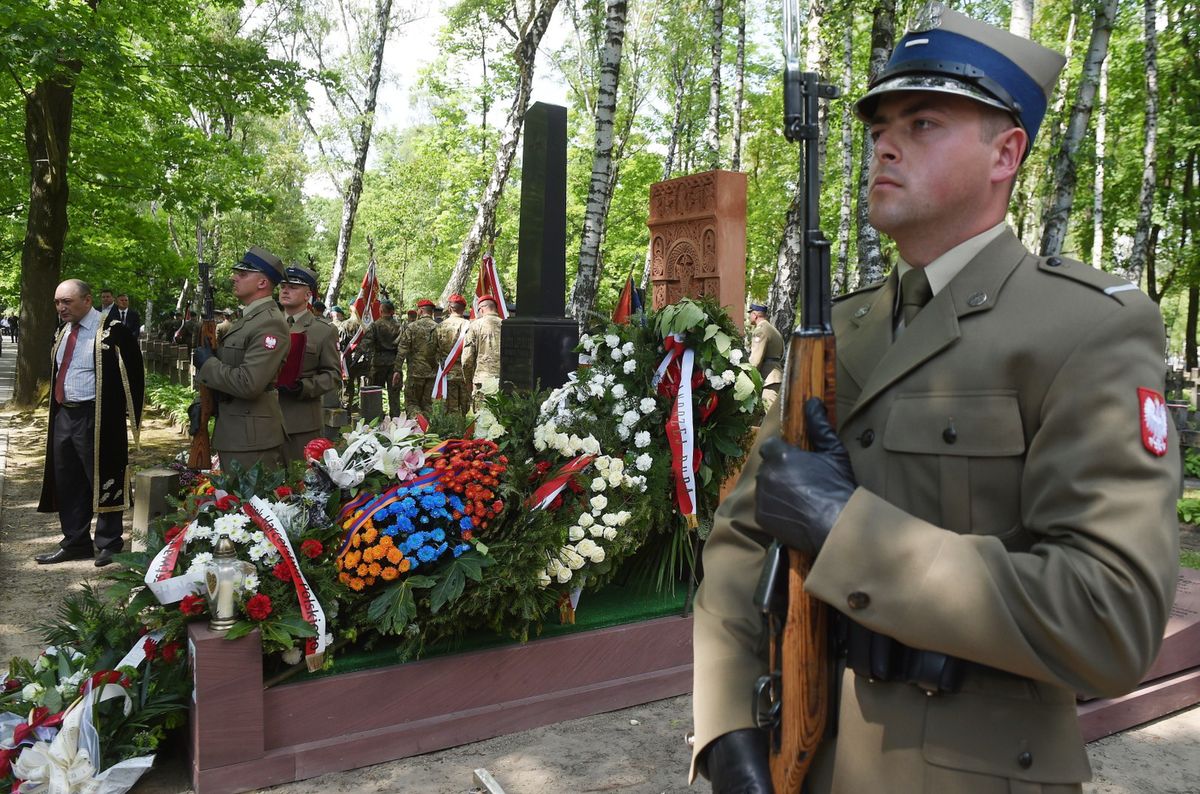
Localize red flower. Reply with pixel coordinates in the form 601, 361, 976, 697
179, 594, 206, 616
246, 594, 273, 621
300, 539, 323, 559
272, 562, 292, 582
143, 638, 159, 661
491, 500, 503, 513
215, 494, 240, 511
164, 525, 184, 543
274, 485, 293, 499
160, 642, 183, 665
3, 678, 20, 692
304, 437, 334, 463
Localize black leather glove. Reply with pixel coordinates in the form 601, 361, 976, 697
193, 344, 215, 370
755, 397, 857, 558
703, 728, 772, 794
187, 402, 202, 436
278, 382, 302, 398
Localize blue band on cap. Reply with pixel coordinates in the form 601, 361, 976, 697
749, 303, 768, 312
240, 250, 282, 284
284, 267, 317, 290
883, 28, 1047, 146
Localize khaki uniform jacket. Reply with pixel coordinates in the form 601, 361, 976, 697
279, 312, 340, 435
435, 314, 470, 381
396, 316, 439, 379
692, 231, 1180, 792
197, 296, 290, 453
364, 315, 400, 368
749, 318, 785, 391
463, 314, 502, 384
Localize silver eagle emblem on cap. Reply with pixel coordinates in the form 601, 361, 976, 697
909, 2, 945, 32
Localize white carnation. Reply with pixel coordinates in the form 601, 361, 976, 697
623, 359, 637, 374
617, 424, 631, 440
621, 410, 639, 427
635, 453, 653, 471
634, 431, 651, 448
281, 647, 303, 666
639, 397, 657, 415
730, 349, 744, 364
622, 342, 635, 355
611, 348, 623, 362
612, 384, 627, 399
604, 334, 620, 349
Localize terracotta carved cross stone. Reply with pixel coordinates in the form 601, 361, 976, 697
647, 170, 747, 330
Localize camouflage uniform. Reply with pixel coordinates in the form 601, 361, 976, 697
364, 314, 402, 417
462, 313, 502, 411
434, 312, 471, 415
395, 315, 438, 416
335, 315, 365, 408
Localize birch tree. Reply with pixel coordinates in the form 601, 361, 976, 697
702, 0, 724, 170
836, 22, 855, 293
1039, 0, 1118, 258
855, 0, 896, 286
1091, 57, 1108, 268
1010, 0, 1034, 38
1125, 0, 1160, 288
439, 0, 561, 304
730, 0, 747, 171
569, 0, 629, 323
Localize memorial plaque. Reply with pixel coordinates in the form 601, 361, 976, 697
647, 170, 747, 331
500, 101, 579, 393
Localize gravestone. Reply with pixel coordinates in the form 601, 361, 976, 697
646, 170, 748, 331
500, 102, 579, 393
133, 467, 181, 551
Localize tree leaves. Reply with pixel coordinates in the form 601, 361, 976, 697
429, 551, 493, 614
366, 575, 436, 635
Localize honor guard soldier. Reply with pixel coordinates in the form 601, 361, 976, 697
277, 264, 341, 462
434, 293, 471, 415
693, 6, 1181, 794
392, 298, 438, 417
746, 302, 784, 413
364, 299, 402, 416
462, 295, 503, 411
193, 247, 291, 473
215, 308, 235, 343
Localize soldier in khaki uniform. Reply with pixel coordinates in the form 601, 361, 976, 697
391, 299, 438, 417
693, 8, 1181, 794
174, 310, 199, 349
363, 300, 403, 417
746, 302, 784, 413
277, 265, 341, 462
462, 295, 502, 411
215, 308, 235, 343
433, 293, 471, 415
193, 247, 290, 474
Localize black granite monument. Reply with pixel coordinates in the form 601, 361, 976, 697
500, 102, 579, 393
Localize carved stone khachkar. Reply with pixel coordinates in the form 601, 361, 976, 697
647, 170, 747, 330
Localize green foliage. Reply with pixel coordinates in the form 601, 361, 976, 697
1185, 448, 1200, 479
1182, 550, 1200, 570
1179, 497, 1200, 525
144, 373, 195, 426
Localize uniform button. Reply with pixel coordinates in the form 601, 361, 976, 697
967, 291, 987, 307
1045, 257, 1062, 267
942, 426, 957, 444
1017, 751, 1033, 769
859, 429, 875, 447
847, 591, 870, 610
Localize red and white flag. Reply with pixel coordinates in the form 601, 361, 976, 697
342, 258, 382, 378
473, 254, 510, 319
432, 324, 468, 399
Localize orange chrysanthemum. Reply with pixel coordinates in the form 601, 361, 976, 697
399, 558, 411, 573
348, 577, 365, 591
386, 548, 403, 565
381, 566, 398, 581
368, 562, 382, 577
363, 527, 378, 544
357, 564, 369, 577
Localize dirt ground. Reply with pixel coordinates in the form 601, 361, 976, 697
1, 399, 1197, 794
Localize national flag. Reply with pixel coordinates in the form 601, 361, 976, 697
473, 254, 510, 319
341, 258, 382, 378
611, 275, 644, 325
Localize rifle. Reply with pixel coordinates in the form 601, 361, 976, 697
752, 4, 840, 791
187, 262, 219, 469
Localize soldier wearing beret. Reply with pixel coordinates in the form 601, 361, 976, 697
192, 247, 291, 473
277, 264, 341, 462
364, 299, 403, 417
392, 298, 438, 417
463, 295, 503, 412
746, 302, 784, 413
434, 293, 471, 416
693, 6, 1181, 793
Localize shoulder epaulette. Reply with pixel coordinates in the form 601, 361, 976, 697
1036, 255, 1145, 306
833, 278, 887, 303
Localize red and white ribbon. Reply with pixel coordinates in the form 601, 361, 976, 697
473, 254, 511, 319
526, 455, 595, 511
245, 497, 328, 672
655, 334, 700, 528
432, 325, 468, 399
144, 529, 200, 604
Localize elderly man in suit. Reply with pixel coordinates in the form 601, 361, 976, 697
692, 6, 1181, 793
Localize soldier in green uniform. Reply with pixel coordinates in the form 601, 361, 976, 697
156, 312, 181, 342
746, 302, 784, 413
192, 247, 290, 473
392, 298, 438, 417
215, 308, 235, 343
174, 310, 199, 349
433, 293, 471, 415
364, 299, 402, 417
277, 264, 341, 462
462, 295, 502, 412
693, 7, 1181, 794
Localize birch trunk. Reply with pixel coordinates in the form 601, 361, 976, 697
1091, 56, 1107, 269
324, 0, 394, 307
730, 0, 746, 172
1039, 0, 1117, 258
1009, 0, 1034, 38
1124, 0, 1159, 288
1022, 9, 1076, 248
569, 0, 628, 323
702, 0, 723, 170
836, 22, 855, 293
855, 0, 896, 286
642, 51, 692, 290
440, 0, 561, 305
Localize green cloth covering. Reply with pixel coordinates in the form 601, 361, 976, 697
302, 582, 691, 680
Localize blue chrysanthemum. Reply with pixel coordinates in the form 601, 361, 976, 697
417, 546, 436, 563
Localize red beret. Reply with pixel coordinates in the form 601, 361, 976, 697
416, 299, 435, 309
448, 293, 466, 306
477, 294, 497, 305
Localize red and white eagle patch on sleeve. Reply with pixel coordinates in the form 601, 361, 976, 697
1138, 387, 1169, 457
264, 335, 278, 350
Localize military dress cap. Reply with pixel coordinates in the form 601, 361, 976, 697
448, 293, 466, 306
232, 246, 285, 284
416, 299, 435, 309
406, 309, 417, 318
282, 264, 319, 292
855, 2, 1066, 151
749, 302, 768, 313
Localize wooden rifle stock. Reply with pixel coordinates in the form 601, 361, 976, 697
187, 262, 218, 470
